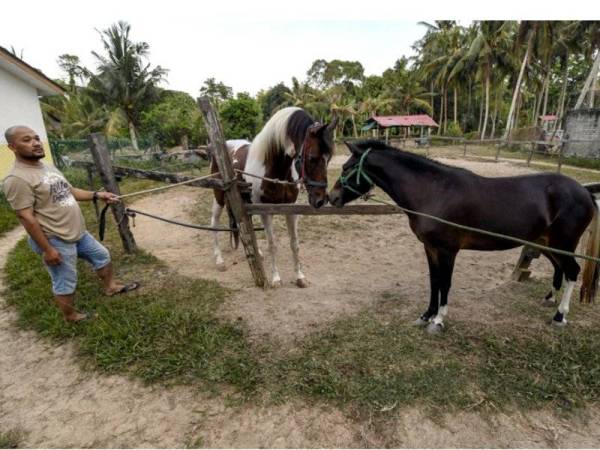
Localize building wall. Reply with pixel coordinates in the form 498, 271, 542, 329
0, 68, 53, 180
564, 109, 600, 158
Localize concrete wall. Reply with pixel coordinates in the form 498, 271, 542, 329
564, 108, 600, 157
0, 68, 53, 179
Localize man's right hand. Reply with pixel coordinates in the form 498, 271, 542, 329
43, 247, 62, 266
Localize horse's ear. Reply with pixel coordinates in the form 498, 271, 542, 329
309, 123, 328, 135
344, 140, 365, 156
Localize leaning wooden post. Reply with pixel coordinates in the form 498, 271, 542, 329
511, 246, 542, 282
526, 142, 535, 166
88, 133, 137, 253
197, 97, 267, 288
556, 140, 565, 173
463, 138, 467, 156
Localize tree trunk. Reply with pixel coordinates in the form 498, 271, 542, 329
351, 114, 358, 138
454, 87, 458, 124
481, 71, 490, 140
541, 62, 551, 118
503, 46, 529, 140
465, 78, 472, 131
128, 121, 139, 150
437, 86, 444, 135
551, 57, 570, 138
477, 91, 484, 133
180, 134, 189, 150
490, 95, 499, 139
575, 50, 600, 109
444, 87, 448, 134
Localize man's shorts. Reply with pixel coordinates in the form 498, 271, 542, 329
28, 231, 111, 296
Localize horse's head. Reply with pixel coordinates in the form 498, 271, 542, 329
329, 141, 375, 207
296, 116, 338, 208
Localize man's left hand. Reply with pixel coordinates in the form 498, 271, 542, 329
96, 192, 120, 204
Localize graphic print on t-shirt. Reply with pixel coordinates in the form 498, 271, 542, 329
42, 170, 76, 207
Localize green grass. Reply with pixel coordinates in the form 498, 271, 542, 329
0, 192, 19, 237
0, 429, 23, 448
5, 167, 600, 432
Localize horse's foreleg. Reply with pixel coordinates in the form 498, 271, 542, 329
261, 214, 281, 287
286, 214, 306, 288
428, 250, 457, 334
416, 245, 440, 327
211, 199, 226, 271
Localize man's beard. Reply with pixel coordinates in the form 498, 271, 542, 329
22, 152, 44, 161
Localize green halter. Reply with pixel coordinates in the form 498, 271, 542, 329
339, 148, 375, 196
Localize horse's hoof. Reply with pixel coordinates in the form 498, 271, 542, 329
296, 278, 308, 288
541, 298, 556, 307
414, 317, 430, 327
426, 322, 444, 335
271, 279, 282, 288
552, 318, 567, 328
216, 262, 227, 272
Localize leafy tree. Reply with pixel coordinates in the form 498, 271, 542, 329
257, 82, 292, 120
219, 93, 262, 140
199, 78, 233, 108
140, 90, 205, 149
57, 54, 86, 92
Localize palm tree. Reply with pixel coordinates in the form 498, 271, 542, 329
88, 21, 167, 149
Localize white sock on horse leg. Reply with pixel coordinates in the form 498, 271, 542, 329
558, 280, 575, 319
211, 201, 224, 266
432, 305, 448, 326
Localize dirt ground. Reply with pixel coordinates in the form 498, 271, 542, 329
2, 156, 600, 448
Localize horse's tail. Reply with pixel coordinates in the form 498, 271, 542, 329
226, 201, 240, 250
580, 195, 600, 303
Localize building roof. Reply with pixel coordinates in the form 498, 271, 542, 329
366, 115, 439, 128
0, 46, 65, 96
539, 115, 558, 122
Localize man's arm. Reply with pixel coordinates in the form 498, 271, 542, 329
71, 187, 120, 203
15, 207, 62, 265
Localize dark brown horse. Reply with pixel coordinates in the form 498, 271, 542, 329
211, 107, 336, 286
329, 140, 600, 332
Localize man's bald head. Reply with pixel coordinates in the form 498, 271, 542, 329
4, 126, 35, 145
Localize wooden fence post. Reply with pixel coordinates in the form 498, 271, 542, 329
511, 246, 541, 281
557, 141, 565, 173
197, 96, 267, 288
88, 133, 137, 253
526, 142, 534, 166
463, 138, 467, 157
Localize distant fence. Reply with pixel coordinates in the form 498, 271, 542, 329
374, 135, 600, 173
49, 136, 159, 169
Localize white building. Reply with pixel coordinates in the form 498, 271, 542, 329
0, 45, 65, 179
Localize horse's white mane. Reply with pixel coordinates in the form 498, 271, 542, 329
249, 106, 301, 163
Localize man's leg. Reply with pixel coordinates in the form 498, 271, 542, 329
96, 262, 126, 295
77, 232, 137, 296
55, 293, 87, 322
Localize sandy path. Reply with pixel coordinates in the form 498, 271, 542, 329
2, 157, 600, 447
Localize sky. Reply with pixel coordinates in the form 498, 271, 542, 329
0, 0, 592, 97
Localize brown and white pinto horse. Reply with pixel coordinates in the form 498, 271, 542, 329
211, 107, 336, 286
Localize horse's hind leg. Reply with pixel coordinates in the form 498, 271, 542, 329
261, 214, 282, 287
285, 214, 307, 288
550, 254, 580, 327
211, 198, 226, 271
541, 251, 563, 307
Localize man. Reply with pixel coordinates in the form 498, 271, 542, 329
2, 126, 139, 322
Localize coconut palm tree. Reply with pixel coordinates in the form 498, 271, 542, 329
88, 21, 167, 149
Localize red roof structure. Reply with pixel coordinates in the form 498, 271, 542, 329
539, 115, 558, 122
368, 115, 439, 128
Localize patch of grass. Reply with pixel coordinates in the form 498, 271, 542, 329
0, 191, 19, 237
0, 429, 23, 448
2, 176, 261, 395
5, 164, 600, 422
